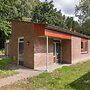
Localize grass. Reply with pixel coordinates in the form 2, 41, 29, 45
0, 49, 5, 54
0, 48, 4, 51
1, 60, 90, 90
0, 58, 17, 79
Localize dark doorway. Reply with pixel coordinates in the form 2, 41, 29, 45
56, 43, 61, 63
18, 37, 24, 66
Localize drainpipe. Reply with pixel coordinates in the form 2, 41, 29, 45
46, 36, 48, 71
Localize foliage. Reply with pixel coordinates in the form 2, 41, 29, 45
65, 17, 75, 30
0, 0, 39, 48
31, 1, 65, 27
0, 58, 17, 78
74, 21, 82, 33
0, 0, 39, 21
0, 48, 5, 54
75, 0, 90, 36
76, 0, 90, 22
0, 20, 11, 37
31, 1, 82, 33
64, 16, 81, 33
81, 19, 90, 35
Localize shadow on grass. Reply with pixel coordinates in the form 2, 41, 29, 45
69, 72, 90, 90
0, 57, 13, 70
0, 57, 24, 71
0, 57, 41, 72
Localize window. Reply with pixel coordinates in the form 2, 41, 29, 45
81, 39, 88, 53
81, 42, 83, 49
19, 39, 24, 42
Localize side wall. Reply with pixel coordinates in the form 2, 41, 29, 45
71, 36, 90, 63
62, 40, 71, 64
9, 22, 34, 69
34, 37, 53, 68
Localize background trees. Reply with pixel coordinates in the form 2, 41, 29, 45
31, 1, 66, 27
75, 0, 90, 35
0, 0, 39, 48
31, 1, 82, 32
76, 0, 90, 22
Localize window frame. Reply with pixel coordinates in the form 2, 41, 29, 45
81, 38, 88, 54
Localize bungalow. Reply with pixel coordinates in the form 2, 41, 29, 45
7, 21, 90, 69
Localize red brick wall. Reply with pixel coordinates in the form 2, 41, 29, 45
71, 36, 90, 63
34, 37, 53, 68
9, 21, 35, 69
62, 40, 71, 64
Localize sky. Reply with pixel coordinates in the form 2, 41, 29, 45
40, 0, 80, 21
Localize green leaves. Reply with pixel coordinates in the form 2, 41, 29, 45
0, 0, 40, 21
31, 1, 65, 27
76, 0, 90, 22
0, 0, 40, 34
75, 0, 90, 36
0, 20, 11, 37
0, 0, 40, 48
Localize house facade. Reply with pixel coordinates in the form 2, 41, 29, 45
8, 21, 90, 69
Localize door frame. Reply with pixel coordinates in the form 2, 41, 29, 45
53, 40, 62, 64
18, 37, 24, 65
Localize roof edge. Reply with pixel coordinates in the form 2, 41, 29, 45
45, 25, 90, 39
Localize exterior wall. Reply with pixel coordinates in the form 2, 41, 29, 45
62, 40, 71, 64
34, 37, 53, 68
34, 24, 45, 37
71, 36, 90, 64
9, 21, 35, 69
9, 21, 90, 69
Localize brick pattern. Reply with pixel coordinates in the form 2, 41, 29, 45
9, 21, 35, 69
71, 36, 90, 63
62, 39, 71, 64
34, 37, 53, 68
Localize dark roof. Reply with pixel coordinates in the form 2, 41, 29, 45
45, 25, 90, 39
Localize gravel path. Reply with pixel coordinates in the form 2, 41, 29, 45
0, 64, 70, 87
0, 66, 42, 87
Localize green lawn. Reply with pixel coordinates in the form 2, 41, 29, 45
0, 58, 17, 79
15, 60, 90, 90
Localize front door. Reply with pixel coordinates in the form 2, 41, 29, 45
18, 37, 24, 65
53, 42, 61, 64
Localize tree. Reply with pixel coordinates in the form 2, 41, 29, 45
76, 0, 90, 22
65, 17, 74, 30
75, 0, 90, 36
0, 0, 40, 48
0, 0, 40, 21
31, 1, 65, 27
81, 20, 90, 35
